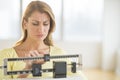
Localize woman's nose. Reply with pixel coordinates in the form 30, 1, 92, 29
38, 25, 44, 32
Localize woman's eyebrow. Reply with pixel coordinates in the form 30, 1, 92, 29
43, 20, 50, 23
31, 19, 50, 22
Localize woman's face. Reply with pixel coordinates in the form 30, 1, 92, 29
24, 11, 50, 41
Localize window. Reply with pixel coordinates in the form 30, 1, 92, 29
63, 0, 103, 41
0, 0, 20, 39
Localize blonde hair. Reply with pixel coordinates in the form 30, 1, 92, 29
15, 1, 55, 46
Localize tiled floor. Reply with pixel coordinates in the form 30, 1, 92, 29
83, 69, 120, 80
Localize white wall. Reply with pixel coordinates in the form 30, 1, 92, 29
102, 0, 120, 71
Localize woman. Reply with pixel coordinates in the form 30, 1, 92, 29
0, 1, 88, 80
0, 1, 64, 79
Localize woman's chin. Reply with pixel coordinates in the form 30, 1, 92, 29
35, 37, 45, 41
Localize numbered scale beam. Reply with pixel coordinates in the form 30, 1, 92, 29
6, 54, 79, 61
7, 69, 53, 75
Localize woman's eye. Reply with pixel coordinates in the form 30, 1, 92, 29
44, 23, 49, 26
32, 23, 39, 26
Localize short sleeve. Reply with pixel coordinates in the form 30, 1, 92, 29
0, 49, 13, 79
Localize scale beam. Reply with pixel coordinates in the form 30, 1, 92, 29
0, 54, 82, 78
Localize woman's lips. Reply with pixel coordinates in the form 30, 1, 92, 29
36, 34, 44, 37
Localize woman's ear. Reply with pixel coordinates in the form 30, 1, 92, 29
23, 19, 28, 29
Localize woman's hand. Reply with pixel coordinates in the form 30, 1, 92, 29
17, 50, 48, 78
24, 50, 46, 69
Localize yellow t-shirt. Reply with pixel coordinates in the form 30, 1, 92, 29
0, 46, 87, 80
